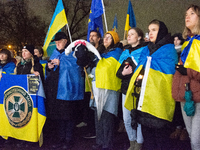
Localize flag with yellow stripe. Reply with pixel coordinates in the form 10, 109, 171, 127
43, 0, 68, 56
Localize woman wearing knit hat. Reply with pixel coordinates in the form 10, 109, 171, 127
91, 31, 123, 150
0, 49, 15, 74
14, 44, 44, 82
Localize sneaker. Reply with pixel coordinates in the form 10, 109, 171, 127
83, 133, 96, 139
76, 122, 87, 128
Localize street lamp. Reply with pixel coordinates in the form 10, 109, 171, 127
8, 45, 12, 49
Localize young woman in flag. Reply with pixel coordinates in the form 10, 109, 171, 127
91, 31, 123, 150
116, 27, 146, 150
172, 4, 200, 150
124, 19, 178, 150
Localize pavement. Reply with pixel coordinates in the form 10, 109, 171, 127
0, 126, 192, 150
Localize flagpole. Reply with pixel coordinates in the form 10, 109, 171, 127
101, 0, 108, 32
66, 24, 72, 43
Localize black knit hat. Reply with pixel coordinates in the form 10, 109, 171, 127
23, 45, 35, 56
51, 32, 67, 42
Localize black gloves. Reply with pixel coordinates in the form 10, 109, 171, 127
176, 64, 187, 75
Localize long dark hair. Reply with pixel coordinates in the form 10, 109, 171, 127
0, 49, 12, 63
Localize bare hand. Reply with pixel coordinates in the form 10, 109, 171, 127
34, 71, 40, 76
48, 61, 54, 69
122, 65, 133, 76
51, 59, 60, 66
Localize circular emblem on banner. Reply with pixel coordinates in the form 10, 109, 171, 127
4, 86, 33, 128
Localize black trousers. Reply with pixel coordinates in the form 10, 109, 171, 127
142, 125, 171, 150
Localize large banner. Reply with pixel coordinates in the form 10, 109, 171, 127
0, 74, 46, 144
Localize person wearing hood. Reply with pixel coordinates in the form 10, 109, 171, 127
124, 19, 178, 150
116, 27, 146, 150
91, 31, 123, 150
0, 49, 15, 74
44, 32, 84, 149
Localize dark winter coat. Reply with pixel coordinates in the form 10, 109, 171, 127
15, 58, 44, 81
116, 44, 145, 94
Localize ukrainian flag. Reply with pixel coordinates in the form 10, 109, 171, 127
0, 74, 46, 145
112, 14, 118, 32
181, 35, 200, 72
124, 0, 136, 33
95, 47, 122, 91
43, 0, 68, 56
125, 44, 178, 122
87, 0, 104, 41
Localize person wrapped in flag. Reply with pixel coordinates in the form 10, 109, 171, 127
116, 27, 146, 150
172, 4, 200, 150
91, 31, 123, 149
66, 32, 123, 149
0, 49, 16, 74
124, 20, 178, 150
44, 32, 84, 149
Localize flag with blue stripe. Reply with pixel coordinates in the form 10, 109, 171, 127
43, 0, 68, 56
124, 0, 136, 32
112, 14, 118, 32
0, 74, 46, 145
125, 44, 178, 122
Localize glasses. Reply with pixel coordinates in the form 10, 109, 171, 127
104, 36, 112, 40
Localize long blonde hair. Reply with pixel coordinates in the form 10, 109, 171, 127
183, 4, 200, 39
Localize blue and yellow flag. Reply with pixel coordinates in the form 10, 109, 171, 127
87, 0, 104, 41
0, 74, 46, 145
124, 0, 136, 33
96, 47, 123, 91
181, 35, 200, 72
125, 44, 178, 122
112, 14, 118, 32
43, 0, 68, 56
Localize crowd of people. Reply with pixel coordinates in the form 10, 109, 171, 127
0, 4, 199, 150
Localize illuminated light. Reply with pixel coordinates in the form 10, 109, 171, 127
8, 45, 12, 49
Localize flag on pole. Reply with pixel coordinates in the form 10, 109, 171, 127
112, 14, 118, 32
124, 0, 136, 39
43, 0, 68, 56
0, 74, 46, 146
87, 0, 104, 41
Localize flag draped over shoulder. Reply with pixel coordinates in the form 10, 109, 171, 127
87, 0, 104, 41
43, 0, 68, 56
0, 74, 46, 145
124, 0, 136, 34
95, 48, 123, 91
181, 35, 200, 72
125, 44, 177, 122
112, 14, 118, 32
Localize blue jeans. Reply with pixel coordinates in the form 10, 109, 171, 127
122, 94, 143, 143
181, 102, 200, 150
